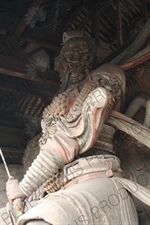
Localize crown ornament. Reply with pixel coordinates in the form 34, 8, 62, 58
62, 30, 87, 44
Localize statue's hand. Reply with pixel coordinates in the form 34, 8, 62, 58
6, 179, 27, 203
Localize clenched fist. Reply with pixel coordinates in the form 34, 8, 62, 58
6, 179, 27, 203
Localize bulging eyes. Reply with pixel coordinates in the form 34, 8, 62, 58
81, 54, 89, 60
99, 78, 109, 85
65, 56, 73, 62
112, 84, 119, 93
68, 54, 89, 61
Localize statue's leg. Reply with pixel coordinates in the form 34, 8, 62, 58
25, 219, 51, 225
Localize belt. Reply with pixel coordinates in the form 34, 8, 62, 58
63, 155, 123, 188
63, 170, 123, 189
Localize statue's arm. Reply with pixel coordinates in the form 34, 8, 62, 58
19, 129, 79, 197
8, 89, 111, 200
7, 63, 124, 201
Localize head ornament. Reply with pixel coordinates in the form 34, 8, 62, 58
62, 30, 87, 44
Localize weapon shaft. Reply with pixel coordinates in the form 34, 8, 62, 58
0, 148, 11, 178
0, 148, 24, 211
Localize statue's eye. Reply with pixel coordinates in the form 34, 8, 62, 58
66, 56, 73, 62
112, 84, 119, 93
99, 78, 109, 85
81, 54, 89, 60
81, 49, 90, 54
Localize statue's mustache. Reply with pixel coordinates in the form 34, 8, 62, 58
68, 61, 85, 69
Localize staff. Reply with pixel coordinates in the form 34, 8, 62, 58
0, 148, 24, 211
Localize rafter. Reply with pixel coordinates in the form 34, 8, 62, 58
0, 147, 24, 154
0, 112, 32, 124
24, 29, 61, 51
78, 0, 112, 29
12, 0, 45, 39
57, 1, 84, 32
0, 125, 28, 150
0, 146, 24, 165
116, 0, 122, 46
0, 79, 56, 98
142, 0, 148, 23
0, 56, 60, 86
0, 19, 61, 51
99, 33, 137, 65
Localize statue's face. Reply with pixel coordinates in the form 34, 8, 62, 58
62, 39, 90, 64
59, 38, 94, 83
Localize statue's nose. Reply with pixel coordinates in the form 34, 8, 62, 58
69, 61, 79, 68
74, 52, 80, 59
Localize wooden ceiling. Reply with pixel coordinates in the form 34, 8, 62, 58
0, 0, 150, 164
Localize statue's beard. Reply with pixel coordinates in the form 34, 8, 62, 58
57, 63, 92, 94
66, 65, 91, 86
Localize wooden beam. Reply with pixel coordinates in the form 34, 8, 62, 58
90, 0, 101, 40
0, 56, 60, 86
116, 0, 122, 46
0, 112, 32, 125
0, 146, 24, 165
0, 80, 55, 98
120, 46, 150, 70
0, 147, 24, 154
0, 119, 25, 133
0, 15, 12, 27
25, 33, 61, 51
78, 16, 89, 30
0, 112, 41, 139
0, 126, 26, 140
58, 2, 84, 32
22, 0, 48, 4
0, 15, 12, 35
142, 0, 148, 23
24, 26, 61, 51
13, 0, 45, 39
78, 0, 112, 29
0, 28, 6, 35
103, 19, 150, 64
99, 33, 137, 65
50, 0, 59, 32
0, 13, 61, 51
22, 0, 36, 3
128, 12, 150, 32
90, 0, 96, 38
122, 19, 150, 60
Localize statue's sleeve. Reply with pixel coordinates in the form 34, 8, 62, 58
19, 124, 79, 197
19, 86, 112, 197
64, 86, 113, 154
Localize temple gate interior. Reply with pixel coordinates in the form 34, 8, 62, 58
0, 0, 150, 224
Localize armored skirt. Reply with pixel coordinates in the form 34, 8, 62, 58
16, 176, 138, 225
